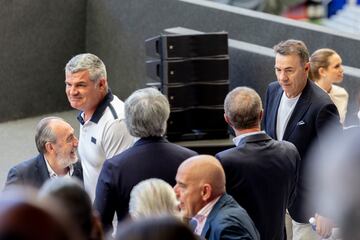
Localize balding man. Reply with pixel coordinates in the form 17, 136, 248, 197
216, 87, 300, 240
5, 117, 83, 189
174, 155, 260, 240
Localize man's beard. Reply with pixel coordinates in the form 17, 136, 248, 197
57, 152, 78, 169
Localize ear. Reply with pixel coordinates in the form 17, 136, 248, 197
97, 78, 107, 90
259, 109, 263, 122
44, 142, 54, 153
304, 62, 310, 73
201, 184, 212, 201
318, 67, 327, 78
224, 114, 233, 127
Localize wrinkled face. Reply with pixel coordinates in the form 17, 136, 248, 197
275, 54, 309, 98
323, 53, 344, 84
65, 70, 104, 114
52, 122, 79, 168
174, 166, 204, 219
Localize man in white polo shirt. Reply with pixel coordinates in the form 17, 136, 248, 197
65, 53, 134, 200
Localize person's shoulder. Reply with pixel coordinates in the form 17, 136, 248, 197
331, 84, 349, 97
167, 142, 198, 155
215, 147, 239, 160
12, 155, 41, 171
267, 81, 280, 90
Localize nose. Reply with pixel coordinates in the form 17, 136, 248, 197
278, 71, 289, 82
67, 85, 79, 96
173, 184, 180, 198
73, 136, 79, 147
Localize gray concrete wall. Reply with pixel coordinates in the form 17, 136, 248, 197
86, 0, 360, 125
0, 0, 86, 122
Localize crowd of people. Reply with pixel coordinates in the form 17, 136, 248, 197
0, 39, 354, 240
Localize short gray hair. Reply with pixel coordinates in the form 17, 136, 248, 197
35, 117, 64, 154
129, 178, 179, 220
65, 53, 107, 83
273, 39, 309, 65
125, 88, 170, 138
224, 87, 262, 130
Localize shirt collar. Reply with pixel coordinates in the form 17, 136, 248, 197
44, 156, 74, 179
232, 130, 265, 146
77, 90, 114, 125
193, 196, 221, 235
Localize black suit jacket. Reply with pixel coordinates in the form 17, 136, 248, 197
202, 193, 260, 240
216, 133, 300, 240
94, 136, 197, 232
4, 154, 83, 189
263, 80, 341, 222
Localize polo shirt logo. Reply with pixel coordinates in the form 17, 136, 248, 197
91, 137, 97, 144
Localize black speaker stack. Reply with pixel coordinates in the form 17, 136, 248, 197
145, 32, 229, 141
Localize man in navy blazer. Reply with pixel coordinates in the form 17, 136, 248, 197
94, 88, 197, 233
5, 117, 83, 189
263, 39, 341, 239
174, 155, 260, 240
216, 87, 300, 240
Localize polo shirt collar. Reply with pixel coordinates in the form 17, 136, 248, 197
77, 90, 114, 125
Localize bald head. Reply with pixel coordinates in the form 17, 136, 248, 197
179, 155, 225, 196
174, 155, 226, 218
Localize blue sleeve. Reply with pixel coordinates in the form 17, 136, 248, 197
94, 160, 116, 233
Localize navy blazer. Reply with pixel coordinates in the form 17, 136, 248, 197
263, 80, 341, 222
4, 154, 83, 189
94, 136, 197, 232
201, 193, 260, 240
216, 133, 300, 240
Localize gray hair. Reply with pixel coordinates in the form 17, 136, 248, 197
274, 39, 309, 65
129, 178, 180, 220
125, 87, 170, 138
35, 117, 64, 154
224, 87, 262, 130
65, 53, 107, 83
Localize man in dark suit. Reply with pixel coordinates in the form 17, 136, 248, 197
174, 155, 260, 240
5, 117, 83, 189
94, 87, 197, 233
216, 86, 300, 240
263, 39, 341, 239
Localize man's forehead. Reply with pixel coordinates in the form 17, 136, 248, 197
275, 54, 302, 67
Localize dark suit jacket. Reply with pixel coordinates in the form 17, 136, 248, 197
216, 132, 300, 240
202, 193, 260, 240
94, 136, 197, 232
4, 154, 83, 189
263, 80, 341, 222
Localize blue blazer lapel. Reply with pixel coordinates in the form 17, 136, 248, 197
35, 154, 50, 185
268, 87, 283, 140
283, 80, 312, 140
201, 194, 227, 238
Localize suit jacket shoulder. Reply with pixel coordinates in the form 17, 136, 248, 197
203, 194, 260, 240
5, 154, 49, 189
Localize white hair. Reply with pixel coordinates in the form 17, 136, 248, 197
129, 178, 180, 220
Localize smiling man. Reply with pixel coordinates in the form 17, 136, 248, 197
263, 39, 341, 240
5, 117, 83, 189
65, 53, 133, 201
174, 155, 259, 240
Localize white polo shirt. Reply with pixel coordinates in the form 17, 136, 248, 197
77, 91, 134, 201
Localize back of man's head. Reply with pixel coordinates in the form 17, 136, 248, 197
125, 87, 170, 138
224, 87, 262, 130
